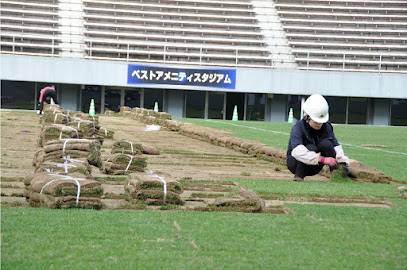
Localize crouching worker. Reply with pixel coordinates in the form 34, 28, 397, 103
287, 94, 350, 182
38, 86, 59, 114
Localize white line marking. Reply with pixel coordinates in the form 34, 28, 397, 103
205, 119, 290, 136
342, 143, 407, 156
204, 119, 407, 157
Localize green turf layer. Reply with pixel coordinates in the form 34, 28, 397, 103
2, 205, 406, 269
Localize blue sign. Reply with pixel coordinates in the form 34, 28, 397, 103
128, 64, 236, 89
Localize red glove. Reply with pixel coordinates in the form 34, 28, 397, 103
320, 156, 337, 167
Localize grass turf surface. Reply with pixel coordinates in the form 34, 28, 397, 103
180, 119, 407, 183
232, 178, 405, 198
2, 205, 406, 269
2, 114, 407, 268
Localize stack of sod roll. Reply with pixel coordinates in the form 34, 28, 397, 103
35, 159, 91, 176
69, 112, 99, 126
40, 106, 70, 125
97, 126, 114, 140
119, 106, 131, 116
26, 105, 118, 209
43, 139, 102, 167
39, 124, 84, 147
68, 119, 101, 143
125, 171, 184, 205
120, 106, 182, 131
102, 154, 147, 175
111, 140, 143, 155
24, 173, 103, 209
111, 139, 160, 155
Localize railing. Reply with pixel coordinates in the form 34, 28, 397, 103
86, 41, 275, 68
301, 52, 406, 73
0, 36, 60, 57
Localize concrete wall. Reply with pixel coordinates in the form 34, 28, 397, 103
165, 90, 186, 118
2, 55, 407, 99
268, 94, 287, 122
2, 55, 406, 125
59, 84, 80, 111
369, 99, 391, 126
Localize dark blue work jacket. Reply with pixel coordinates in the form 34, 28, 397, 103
286, 119, 339, 159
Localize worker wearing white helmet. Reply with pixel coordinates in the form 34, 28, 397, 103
286, 94, 350, 181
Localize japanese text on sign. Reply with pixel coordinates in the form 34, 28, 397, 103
127, 64, 236, 89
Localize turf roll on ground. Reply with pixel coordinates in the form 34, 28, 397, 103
35, 159, 91, 175
24, 173, 103, 209
43, 139, 102, 167
111, 140, 143, 155
125, 171, 184, 205
209, 187, 265, 213
102, 154, 147, 175
39, 125, 83, 146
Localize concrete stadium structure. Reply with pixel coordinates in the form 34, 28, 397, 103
1, 0, 406, 125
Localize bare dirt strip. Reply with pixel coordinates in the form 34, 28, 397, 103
99, 115, 326, 182
0, 111, 396, 210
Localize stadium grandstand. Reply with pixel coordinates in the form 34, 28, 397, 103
1, 0, 406, 125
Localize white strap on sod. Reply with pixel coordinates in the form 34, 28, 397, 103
57, 161, 77, 174
61, 138, 90, 156
54, 113, 68, 124
77, 120, 87, 128
77, 120, 96, 133
124, 154, 133, 173
148, 171, 167, 203
63, 155, 86, 164
59, 126, 79, 139
101, 127, 107, 137
56, 155, 85, 174
124, 140, 134, 154
40, 174, 86, 205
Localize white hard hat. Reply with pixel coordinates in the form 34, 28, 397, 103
303, 94, 329, 123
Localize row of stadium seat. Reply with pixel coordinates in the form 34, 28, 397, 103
1, 0, 406, 72
276, 0, 407, 72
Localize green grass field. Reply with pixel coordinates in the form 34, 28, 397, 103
2, 118, 407, 269
181, 119, 407, 183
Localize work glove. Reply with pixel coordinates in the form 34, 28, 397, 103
320, 156, 337, 167
339, 162, 350, 177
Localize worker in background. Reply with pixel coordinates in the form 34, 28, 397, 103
286, 94, 350, 181
38, 86, 58, 114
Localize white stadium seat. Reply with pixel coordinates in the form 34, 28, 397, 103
1, 0, 406, 72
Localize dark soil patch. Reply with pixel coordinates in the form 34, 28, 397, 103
2, 112, 396, 213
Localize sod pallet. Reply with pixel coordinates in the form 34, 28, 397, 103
70, 112, 99, 126
41, 111, 70, 125
39, 124, 83, 146
68, 119, 97, 138
43, 139, 102, 167
102, 154, 147, 175
125, 171, 184, 205
97, 126, 114, 139
24, 173, 103, 209
111, 140, 143, 155
119, 106, 131, 116
111, 140, 159, 155
35, 159, 91, 176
